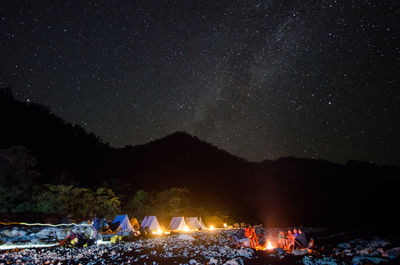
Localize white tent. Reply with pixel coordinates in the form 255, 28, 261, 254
185, 217, 201, 230
140, 216, 162, 233
169, 217, 189, 231
199, 217, 207, 230
111, 215, 135, 233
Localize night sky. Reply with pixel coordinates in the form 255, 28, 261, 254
1, 1, 399, 165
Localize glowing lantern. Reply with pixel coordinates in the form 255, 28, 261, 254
223, 223, 227, 228
209, 225, 215, 231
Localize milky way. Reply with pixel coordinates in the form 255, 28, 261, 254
1, 0, 399, 165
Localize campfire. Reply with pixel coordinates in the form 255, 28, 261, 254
152, 229, 164, 235
256, 240, 275, 251
266, 240, 274, 250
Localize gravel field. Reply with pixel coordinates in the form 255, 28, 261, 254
1, 228, 400, 264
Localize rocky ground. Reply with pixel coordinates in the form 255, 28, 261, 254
1, 227, 400, 264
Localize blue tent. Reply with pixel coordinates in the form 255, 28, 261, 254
112, 215, 135, 233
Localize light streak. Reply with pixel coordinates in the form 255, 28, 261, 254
0, 222, 91, 227
0, 243, 58, 250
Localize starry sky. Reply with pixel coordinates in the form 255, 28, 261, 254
1, 0, 399, 165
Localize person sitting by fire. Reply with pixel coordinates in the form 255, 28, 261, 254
285, 230, 294, 250
244, 225, 251, 245
244, 225, 255, 248
295, 229, 308, 248
293, 228, 299, 245
250, 226, 259, 247
277, 230, 285, 248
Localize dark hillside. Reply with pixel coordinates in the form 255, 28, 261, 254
0, 88, 106, 184
1, 88, 399, 226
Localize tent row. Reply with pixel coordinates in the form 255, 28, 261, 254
111, 215, 207, 234
169, 217, 207, 231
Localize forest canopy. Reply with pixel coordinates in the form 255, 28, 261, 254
0, 146, 223, 223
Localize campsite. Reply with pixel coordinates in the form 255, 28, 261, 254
1, 90, 400, 264
1, 215, 400, 265
1, 0, 400, 264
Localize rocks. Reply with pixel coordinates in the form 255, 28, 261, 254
274, 247, 286, 256
0, 230, 254, 265
0, 224, 93, 248
383, 247, 400, 258
224, 259, 239, 265
177, 234, 195, 241
302, 256, 338, 265
36, 228, 52, 239
1, 227, 399, 264
292, 249, 308, 256
209, 257, 218, 264
2, 229, 14, 237
352, 255, 387, 264
30, 238, 40, 244
0, 230, 254, 264
236, 248, 253, 258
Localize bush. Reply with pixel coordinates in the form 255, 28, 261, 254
32, 184, 120, 219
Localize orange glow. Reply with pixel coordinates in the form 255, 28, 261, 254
209, 225, 215, 231
223, 223, 227, 228
266, 240, 274, 250
256, 240, 275, 250
152, 229, 164, 235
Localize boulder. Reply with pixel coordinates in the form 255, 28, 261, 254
178, 234, 195, 241
236, 248, 253, 258
30, 238, 40, 244
36, 228, 52, 239
224, 259, 239, 265
384, 247, 400, 258
2, 230, 13, 237
292, 249, 309, 255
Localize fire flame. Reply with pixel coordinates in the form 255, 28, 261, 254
266, 240, 274, 250
257, 240, 274, 250
152, 229, 163, 235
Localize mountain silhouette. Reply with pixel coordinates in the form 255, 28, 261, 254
1, 87, 399, 227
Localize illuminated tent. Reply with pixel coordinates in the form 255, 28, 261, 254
111, 215, 135, 233
141, 216, 162, 233
199, 217, 207, 230
185, 217, 201, 230
169, 217, 189, 231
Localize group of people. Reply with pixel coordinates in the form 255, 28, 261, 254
233, 225, 261, 248
59, 230, 95, 248
244, 225, 259, 248
277, 228, 309, 250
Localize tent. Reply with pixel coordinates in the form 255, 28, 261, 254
141, 216, 162, 233
199, 217, 207, 230
185, 217, 201, 230
111, 215, 135, 233
169, 217, 189, 231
